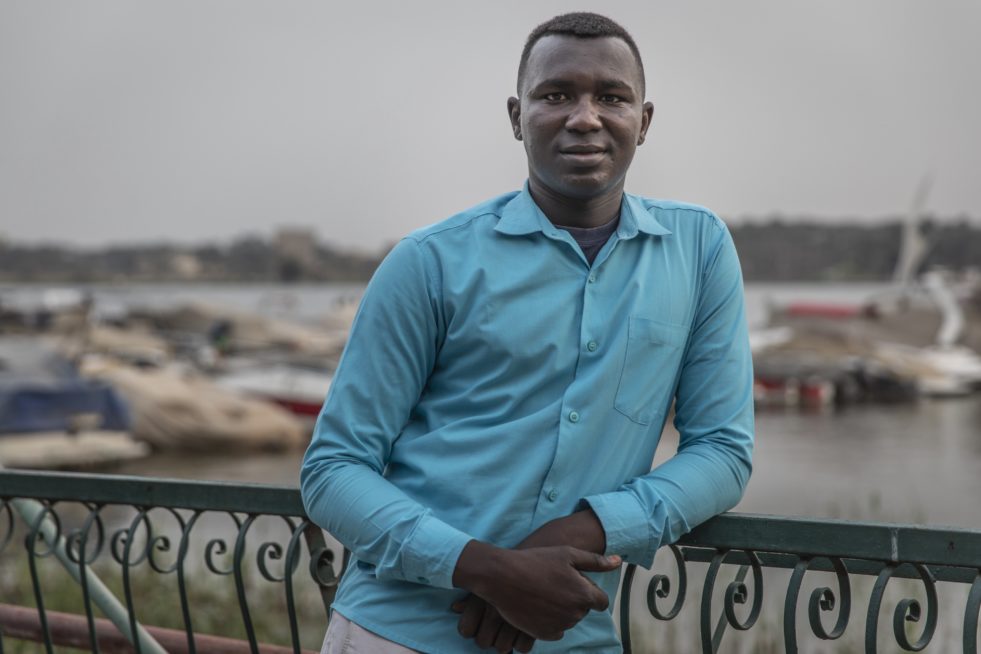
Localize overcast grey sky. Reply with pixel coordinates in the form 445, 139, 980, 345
1, 1, 979, 250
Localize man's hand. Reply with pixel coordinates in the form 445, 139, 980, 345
452, 540, 620, 644
453, 510, 610, 651
452, 597, 535, 653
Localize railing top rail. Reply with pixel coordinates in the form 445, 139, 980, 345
680, 513, 981, 570
0, 469, 304, 516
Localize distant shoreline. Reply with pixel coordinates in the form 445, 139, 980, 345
2, 220, 978, 283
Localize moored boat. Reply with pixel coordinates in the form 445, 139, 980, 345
0, 337, 149, 469
214, 363, 332, 418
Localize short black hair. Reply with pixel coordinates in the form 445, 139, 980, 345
517, 12, 646, 96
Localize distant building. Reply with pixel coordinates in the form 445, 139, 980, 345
274, 228, 318, 268
274, 227, 319, 281
170, 253, 203, 279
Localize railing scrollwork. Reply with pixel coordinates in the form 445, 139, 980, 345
1, 471, 344, 654
783, 555, 851, 653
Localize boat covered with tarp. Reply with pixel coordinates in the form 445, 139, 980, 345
0, 337, 149, 469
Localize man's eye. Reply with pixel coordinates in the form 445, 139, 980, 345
543, 92, 567, 102
600, 94, 625, 103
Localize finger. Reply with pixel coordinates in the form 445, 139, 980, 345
579, 575, 612, 612
458, 597, 486, 639
493, 622, 519, 653
569, 549, 622, 573
589, 584, 611, 612
451, 600, 465, 613
475, 605, 504, 649
514, 633, 536, 653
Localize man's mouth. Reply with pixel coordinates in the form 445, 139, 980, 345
559, 145, 608, 164
560, 144, 606, 153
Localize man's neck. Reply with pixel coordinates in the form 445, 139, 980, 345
528, 179, 624, 229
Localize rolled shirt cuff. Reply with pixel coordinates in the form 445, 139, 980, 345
395, 513, 474, 589
582, 491, 657, 568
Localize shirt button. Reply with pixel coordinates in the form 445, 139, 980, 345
587, 340, 598, 352
587, 274, 597, 283
568, 411, 580, 423
547, 489, 558, 502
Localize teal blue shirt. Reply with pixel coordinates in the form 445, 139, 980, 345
301, 185, 754, 653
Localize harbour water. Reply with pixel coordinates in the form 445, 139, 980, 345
0, 280, 891, 328
114, 387, 981, 531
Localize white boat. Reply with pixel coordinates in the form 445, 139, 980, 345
215, 363, 332, 418
0, 431, 149, 470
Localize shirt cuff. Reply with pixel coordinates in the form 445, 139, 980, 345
398, 513, 473, 589
582, 491, 657, 568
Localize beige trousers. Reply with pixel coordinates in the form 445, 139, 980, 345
321, 613, 421, 654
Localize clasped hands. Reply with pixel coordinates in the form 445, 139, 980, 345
450, 509, 619, 653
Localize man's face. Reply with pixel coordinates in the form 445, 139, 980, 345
509, 35, 653, 203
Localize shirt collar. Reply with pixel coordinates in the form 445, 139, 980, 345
619, 193, 672, 239
495, 181, 672, 239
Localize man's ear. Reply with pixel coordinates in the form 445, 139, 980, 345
637, 101, 654, 145
507, 97, 522, 141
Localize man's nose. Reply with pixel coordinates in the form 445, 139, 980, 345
565, 97, 602, 132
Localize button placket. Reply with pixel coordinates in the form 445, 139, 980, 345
537, 268, 597, 520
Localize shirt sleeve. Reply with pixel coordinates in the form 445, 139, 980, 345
583, 222, 754, 568
300, 237, 473, 589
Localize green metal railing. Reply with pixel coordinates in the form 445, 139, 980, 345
620, 514, 981, 653
0, 471, 339, 654
2, 470, 980, 652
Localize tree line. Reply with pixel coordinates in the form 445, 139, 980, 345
1, 219, 978, 283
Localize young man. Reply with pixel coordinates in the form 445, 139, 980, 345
302, 12, 754, 654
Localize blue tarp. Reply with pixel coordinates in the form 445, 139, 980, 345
0, 337, 131, 434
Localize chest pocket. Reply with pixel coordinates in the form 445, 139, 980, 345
614, 316, 690, 425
